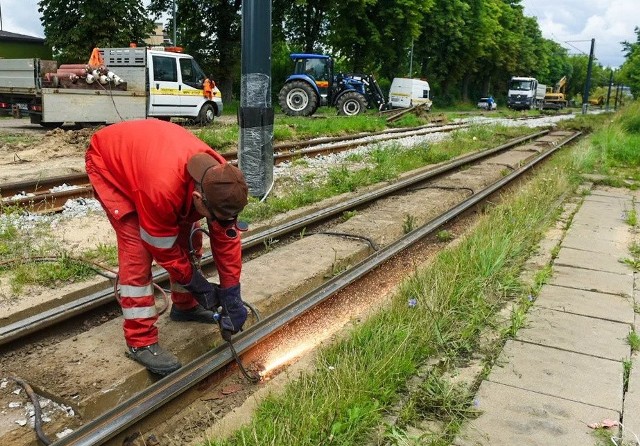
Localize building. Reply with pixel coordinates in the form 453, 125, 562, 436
144, 22, 172, 47
0, 30, 52, 59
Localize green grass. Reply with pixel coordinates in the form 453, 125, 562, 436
0, 132, 42, 146
210, 142, 576, 446
627, 331, 640, 353
436, 230, 453, 242
626, 206, 638, 227
11, 255, 96, 294
403, 214, 417, 234
570, 103, 640, 184
0, 211, 117, 294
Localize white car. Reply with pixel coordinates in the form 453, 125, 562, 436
477, 97, 497, 110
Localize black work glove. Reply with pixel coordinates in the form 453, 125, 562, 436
216, 284, 248, 340
182, 269, 219, 310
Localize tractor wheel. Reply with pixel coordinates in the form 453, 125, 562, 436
197, 103, 216, 125
278, 81, 318, 116
337, 92, 367, 116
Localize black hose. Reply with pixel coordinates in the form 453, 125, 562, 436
311, 231, 380, 251
11, 377, 52, 445
189, 226, 261, 382
226, 337, 261, 383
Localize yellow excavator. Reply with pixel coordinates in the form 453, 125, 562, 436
543, 76, 567, 110
588, 95, 605, 107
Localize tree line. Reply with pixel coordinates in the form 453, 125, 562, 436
38, 0, 636, 106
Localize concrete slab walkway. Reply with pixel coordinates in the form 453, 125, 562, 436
456, 188, 639, 445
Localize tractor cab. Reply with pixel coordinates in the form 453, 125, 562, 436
290, 54, 333, 105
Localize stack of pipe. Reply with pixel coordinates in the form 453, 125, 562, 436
43, 64, 125, 89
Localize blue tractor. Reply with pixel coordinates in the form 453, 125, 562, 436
278, 53, 389, 116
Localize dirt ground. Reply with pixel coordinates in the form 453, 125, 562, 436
0, 126, 92, 184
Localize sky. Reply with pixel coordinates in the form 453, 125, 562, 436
1, 0, 638, 68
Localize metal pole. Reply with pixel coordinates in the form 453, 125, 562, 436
238, 0, 274, 198
581, 38, 595, 115
172, 0, 177, 46
0, 1, 3, 31
605, 69, 613, 111
409, 39, 413, 78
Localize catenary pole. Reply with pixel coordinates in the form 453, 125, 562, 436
581, 38, 595, 115
238, 0, 274, 198
605, 70, 613, 111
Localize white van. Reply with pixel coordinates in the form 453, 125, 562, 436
389, 78, 432, 110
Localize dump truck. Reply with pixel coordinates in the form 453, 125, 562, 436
0, 47, 223, 127
507, 76, 546, 111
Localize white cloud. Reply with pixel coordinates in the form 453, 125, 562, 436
1, 0, 44, 37
521, 0, 639, 68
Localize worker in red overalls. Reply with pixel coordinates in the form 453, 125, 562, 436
85, 119, 249, 375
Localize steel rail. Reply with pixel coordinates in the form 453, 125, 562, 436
221, 119, 454, 157
0, 130, 550, 346
272, 124, 468, 163
1, 185, 93, 212
1, 123, 464, 211
0, 172, 89, 198
55, 131, 582, 446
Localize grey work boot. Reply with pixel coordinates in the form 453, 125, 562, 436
169, 304, 216, 323
127, 343, 182, 376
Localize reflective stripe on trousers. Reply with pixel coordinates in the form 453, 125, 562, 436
101, 209, 160, 348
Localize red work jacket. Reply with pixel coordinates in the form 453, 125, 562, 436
85, 119, 242, 287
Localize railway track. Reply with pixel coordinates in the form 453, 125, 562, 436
0, 129, 581, 446
0, 121, 464, 214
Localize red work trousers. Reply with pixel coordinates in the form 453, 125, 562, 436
103, 211, 203, 347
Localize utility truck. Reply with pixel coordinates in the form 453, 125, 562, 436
0, 47, 223, 127
507, 76, 546, 111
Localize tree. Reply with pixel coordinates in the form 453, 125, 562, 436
620, 27, 640, 98
148, 0, 242, 102
540, 39, 572, 87
327, 0, 432, 76
413, 0, 472, 103
275, 0, 335, 53
38, 0, 153, 63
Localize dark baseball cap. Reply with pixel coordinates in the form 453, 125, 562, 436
187, 153, 248, 219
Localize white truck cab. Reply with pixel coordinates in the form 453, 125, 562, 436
389, 78, 432, 110
507, 76, 546, 111
106, 46, 223, 123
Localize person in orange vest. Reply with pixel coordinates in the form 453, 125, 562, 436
85, 119, 249, 375
203, 78, 214, 100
